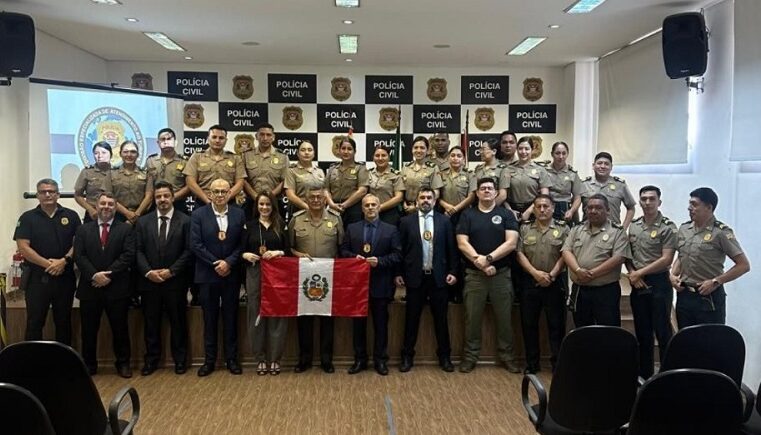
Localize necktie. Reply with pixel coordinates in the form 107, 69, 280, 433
365, 222, 375, 245
100, 223, 110, 248
422, 214, 433, 271
159, 216, 168, 249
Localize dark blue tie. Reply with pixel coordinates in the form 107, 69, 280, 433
365, 222, 376, 245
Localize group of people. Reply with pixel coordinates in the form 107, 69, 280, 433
13, 123, 750, 380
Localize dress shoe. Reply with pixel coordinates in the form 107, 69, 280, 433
459, 360, 476, 373
347, 361, 367, 375
439, 358, 455, 372
504, 360, 521, 373
197, 363, 215, 377
117, 365, 133, 379
374, 362, 389, 376
140, 364, 157, 376
226, 360, 242, 375
174, 363, 187, 375
294, 362, 312, 373
321, 362, 335, 373
399, 356, 413, 373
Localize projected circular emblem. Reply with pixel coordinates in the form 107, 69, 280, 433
77, 107, 145, 167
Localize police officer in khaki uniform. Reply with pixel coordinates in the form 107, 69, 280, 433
401, 136, 444, 214
241, 122, 289, 201
285, 140, 325, 213
425, 132, 451, 171
112, 140, 153, 224
581, 152, 636, 229
507, 137, 552, 221
74, 141, 114, 222
367, 146, 404, 226
562, 193, 632, 327
542, 141, 583, 224
144, 128, 190, 214
625, 185, 677, 378
438, 147, 474, 224
325, 137, 369, 227
471, 139, 509, 207
517, 194, 569, 374
669, 187, 750, 329
183, 124, 246, 206
498, 130, 519, 166
289, 188, 345, 374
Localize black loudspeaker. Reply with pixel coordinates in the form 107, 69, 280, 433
0, 12, 36, 78
662, 12, 708, 79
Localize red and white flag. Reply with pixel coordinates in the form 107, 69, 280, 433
260, 257, 369, 317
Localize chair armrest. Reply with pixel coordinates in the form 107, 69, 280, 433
108, 385, 140, 435
521, 373, 547, 428
741, 382, 756, 422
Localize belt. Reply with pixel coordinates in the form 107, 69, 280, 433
423, 269, 433, 275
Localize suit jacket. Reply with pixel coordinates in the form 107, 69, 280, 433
74, 219, 135, 300
190, 204, 245, 284
340, 219, 402, 299
397, 211, 458, 289
135, 210, 192, 292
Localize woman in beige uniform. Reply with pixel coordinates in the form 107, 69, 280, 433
368, 147, 404, 226
400, 136, 443, 214
111, 140, 154, 224
438, 146, 474, 227
284, 140, 325, 213
470, 139, 509, 207
74, 141, 114, 222
545, 141, 583, 224
507, 136, 551, 221
325, 137, 369, 227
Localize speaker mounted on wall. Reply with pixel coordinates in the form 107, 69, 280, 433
0, 12, 36, 84
662, 12, 708, 79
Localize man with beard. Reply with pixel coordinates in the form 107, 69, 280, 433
242, 122, 289, 201
183, 125, 246, 206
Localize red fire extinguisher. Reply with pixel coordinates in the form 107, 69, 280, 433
10, 250, 24, 290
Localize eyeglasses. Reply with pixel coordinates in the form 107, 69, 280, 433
211, 189, 229, 196
37, 190, 59, 196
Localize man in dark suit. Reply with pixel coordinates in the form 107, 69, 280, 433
395, 187, 459, 373
74, 192, 135, 378
341, 194, 402, 376
190, 179, 246, 376
135, 181, 192, 376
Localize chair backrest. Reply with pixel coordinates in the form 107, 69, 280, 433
0, 382, 56, 435
662, 324, 745, 386
548, 325, 640, 432
0, 341, 108, 435
627, 368, 743, 435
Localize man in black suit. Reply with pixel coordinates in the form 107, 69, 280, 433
190, 179, 246, 376
135, 181, 192, 375
74, 192, 135, 378
341, 194, 402, 376
395, 187, 459, 373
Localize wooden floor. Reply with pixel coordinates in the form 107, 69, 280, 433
94, 363, 551, 434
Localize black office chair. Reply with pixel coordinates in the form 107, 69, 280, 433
661, 324, 756, 420
0, 341, 139, 435
521, 326, 639, 434
741, 381, 761, 435
0, 382, 56, 435
627, 368, 743, 435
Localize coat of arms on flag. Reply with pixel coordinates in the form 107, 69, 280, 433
261, 257, 370, 317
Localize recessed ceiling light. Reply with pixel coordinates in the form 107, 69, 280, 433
506, 37, 547, 56
338, 34, 358, 54
91, 0, 122, 4
343, 20, 354, 24
143, 32, 186, 51
548, 24, 560, 29
565, 0, 606, 14
433, 44, 451, 49
241, 41, 260, 46
184, 56, 193, 60
345, 58, 353, 62
335, 0, 359, 7
125, 17, 139, 23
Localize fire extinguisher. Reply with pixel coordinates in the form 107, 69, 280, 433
10, 250, 24, 291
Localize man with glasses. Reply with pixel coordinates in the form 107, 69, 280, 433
456, 178, 520, 373
14, 178, 81, 344
145, 128, 190, 214
190, 179, 246, 376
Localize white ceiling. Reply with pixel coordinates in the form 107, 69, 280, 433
0, 0, 711, 67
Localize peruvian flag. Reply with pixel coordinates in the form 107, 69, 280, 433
260, 257, 370, 317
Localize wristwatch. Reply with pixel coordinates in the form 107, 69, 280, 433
486, 254, 493, 263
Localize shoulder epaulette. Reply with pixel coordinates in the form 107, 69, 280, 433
715, 220, 733, 231
611, 222, 624, 229
496, 163, 507, 169
424, 161, 437, 168
147, 153, 158, 158
612, 175, 626, 183
292, 210, 306, 217
583, 176, 592, 181
86, 165, 96, 169
681, 220, 691, 226
462, 167, 472, 173
391, 168, 400, 174
536, 160, 550, 167
356, 161, 366, 165
661, 216, 673, 226
224, 150, 235, 155
327, 208, 341, 217
289, 162, 298, 168
475, 163, 485, 171
329, 162, 341, 168
553, 219, 568, 226
633, 216, 643, 222
405, 161, 414, 167
568, 165, 577, 173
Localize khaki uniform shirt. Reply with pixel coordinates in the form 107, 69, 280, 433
581, 176, 636, 226
368, 167, 404, 204
144, 153, 187, 191
74, 165, 113, 206
676, 217, 744, 284
507, 161, 552, 205
440, 168, 472, 205
183, 149, 246, 193
288, 209, 344, 258
425, 155, 450, 172
326, 162, 369, 202
543, 162, 583, 203
470, 162, 510, 192
628, 213, 677, 271
518, 220, 570, 273
500, 154, 519, 166
562, 220, 632, 286
400, 161, 443, 203
284, 164, 326, 201
111, 166, 152, 210
242, 146, 289, 195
